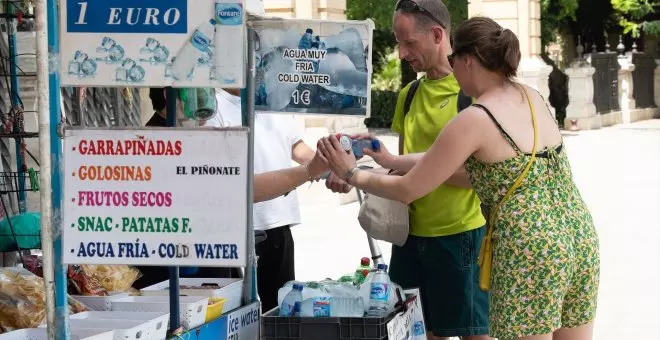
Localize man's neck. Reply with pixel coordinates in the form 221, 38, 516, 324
425, 63, 453, 80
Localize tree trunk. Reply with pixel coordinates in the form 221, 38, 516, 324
400, 59, 417, 88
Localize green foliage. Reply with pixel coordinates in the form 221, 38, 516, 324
540, 0, 579, 48
364, 90, 398, 128
611, 0, 659, 37
346, 0, 398, 30
444, 0, 469, 29
372, 48, 401, 91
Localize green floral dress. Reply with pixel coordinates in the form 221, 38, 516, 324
464, 104, 600, 340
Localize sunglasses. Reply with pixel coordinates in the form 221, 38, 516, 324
395, 0, 446, 28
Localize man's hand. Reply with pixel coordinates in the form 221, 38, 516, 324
351, 133, 395, 168
325, 172, 353, 193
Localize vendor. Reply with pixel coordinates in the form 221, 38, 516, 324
202, 88, 335, 311
133, 88, 329, 291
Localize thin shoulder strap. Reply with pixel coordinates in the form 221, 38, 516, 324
471, 103, 523, 153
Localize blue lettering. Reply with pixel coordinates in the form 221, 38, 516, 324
66, 0, 187, 34
193, 243, 240, 259
158, 243, 169, 258
229, 316, 239, 332
77, 242, 115, 257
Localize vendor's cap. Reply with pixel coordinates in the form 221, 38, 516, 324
395, 0, 451, 28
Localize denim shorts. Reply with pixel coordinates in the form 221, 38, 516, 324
389, 227, 490, 337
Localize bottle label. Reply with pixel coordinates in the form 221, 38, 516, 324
190, 30, 211, 52
281, 302, 294, 316
370, 282, 389, 302
281, 301, 299, 316
312, 297, 331, 317
215, 3, 243, 26
413, 321, 425, 335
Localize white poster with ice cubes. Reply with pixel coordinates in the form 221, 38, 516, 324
59, 0, 246, 88
250, 18, 374, 116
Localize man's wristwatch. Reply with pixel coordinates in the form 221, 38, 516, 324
345, 167, 359, 183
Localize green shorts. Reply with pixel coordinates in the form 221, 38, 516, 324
389, 227, 490, 337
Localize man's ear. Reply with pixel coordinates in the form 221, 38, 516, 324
431, 26, 445, 44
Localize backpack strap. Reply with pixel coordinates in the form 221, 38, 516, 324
403, 79, 421, 117
457, 89, 473, 112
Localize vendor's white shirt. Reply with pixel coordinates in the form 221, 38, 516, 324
204, 90, 303, 231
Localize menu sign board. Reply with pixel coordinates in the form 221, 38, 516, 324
62, 128, 248, 267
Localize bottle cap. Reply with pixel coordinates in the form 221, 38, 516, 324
209, 19, 217, 25
360, 257, 370, 266
338, 135, 352, 152
292, 283, 304, 291
377, 263, 388, 271
371, 139, 381, 151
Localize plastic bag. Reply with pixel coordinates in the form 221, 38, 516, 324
0, 269, 89, 332
0, 268, 46, 331
80, 264, 142, 292
68, 265, 108, 296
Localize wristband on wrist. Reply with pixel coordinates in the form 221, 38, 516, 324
345, 167, 359, 183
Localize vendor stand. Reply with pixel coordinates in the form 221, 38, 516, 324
21, 0, 424, 338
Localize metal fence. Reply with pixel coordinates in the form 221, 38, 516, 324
632, 52, 656, 108
60, 87, 143, 128
591, 52, 620, 114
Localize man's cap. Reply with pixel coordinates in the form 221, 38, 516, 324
395, 0, 451, 28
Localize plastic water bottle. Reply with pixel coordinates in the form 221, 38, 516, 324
279, 283, 303, 316
367, 264, 391, 317
335, 134, 381, 159
330, 296, 364, 317
213, 0, 244, 85
171, 19, 216, 81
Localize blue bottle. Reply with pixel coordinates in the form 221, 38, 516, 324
367, 264, 391, 317
279, 283, 303, 316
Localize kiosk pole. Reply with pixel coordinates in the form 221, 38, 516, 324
165, 87, 181, 333
44, 0, 69, 340
35, 0, 68, 338
241, 27, 258, 305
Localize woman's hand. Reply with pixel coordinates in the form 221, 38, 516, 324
317, 134, 357, 179
351, 133, 395, 168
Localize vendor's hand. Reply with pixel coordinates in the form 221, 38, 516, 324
350, 133, 394, 168
326, 172, 353, 193
307, 149, 329, 181
317, 135, 357, 180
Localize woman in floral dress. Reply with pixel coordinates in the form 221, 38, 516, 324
317, 16, 600, 340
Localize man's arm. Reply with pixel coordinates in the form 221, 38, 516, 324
292, 140, 315, 164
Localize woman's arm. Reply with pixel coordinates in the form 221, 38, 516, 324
320, 108, 485, 203
384, 154, 472, 189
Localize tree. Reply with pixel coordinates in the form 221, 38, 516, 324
611, 0, 660, 37
540, 0, 579, 49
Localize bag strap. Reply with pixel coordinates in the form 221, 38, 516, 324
478, 85, 539, 267
457, 89, 473, 112
403, 79, 421, 118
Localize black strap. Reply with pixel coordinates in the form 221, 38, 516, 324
457, 89, 473, 112
403, 79, 421, 118
471, 103, 522, 152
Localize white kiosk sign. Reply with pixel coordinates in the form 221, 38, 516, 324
62, 128, 248, 267
59, 0, 246, 87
